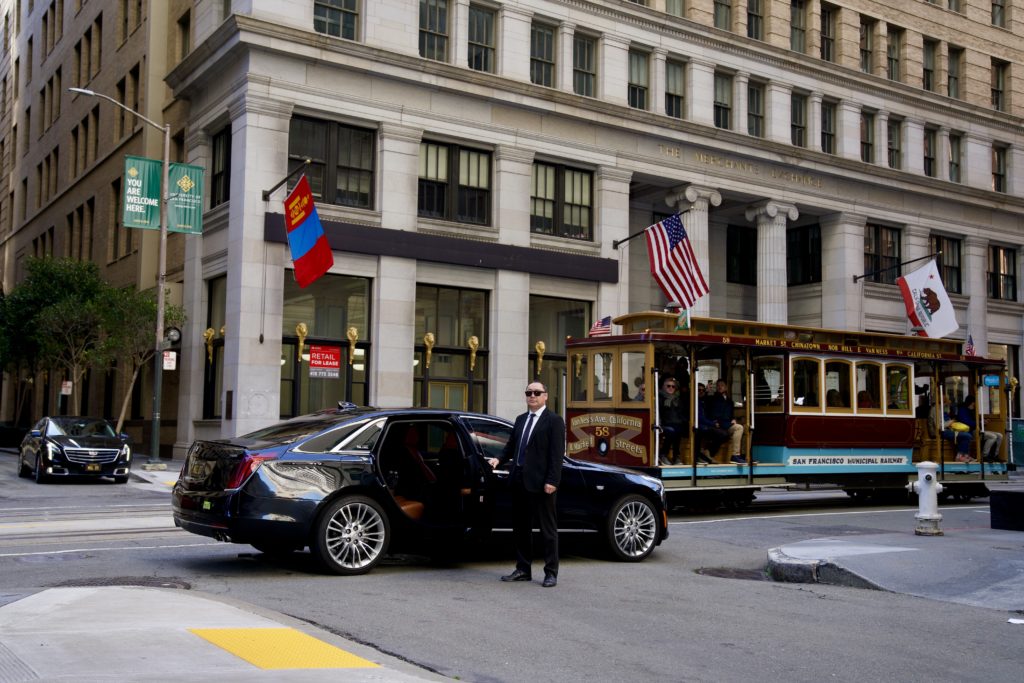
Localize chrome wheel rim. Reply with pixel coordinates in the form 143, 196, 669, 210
324, 501, 387, 570
614, 500, 657, 558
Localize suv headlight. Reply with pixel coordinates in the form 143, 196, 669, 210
120, 444, 132, 461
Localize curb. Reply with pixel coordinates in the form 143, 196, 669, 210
766, 547, 882, 590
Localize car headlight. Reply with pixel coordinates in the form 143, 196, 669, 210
45, 442, 60, 460
120, 444, 132, 461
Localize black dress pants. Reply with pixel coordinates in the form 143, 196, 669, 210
511, 478, 559, 578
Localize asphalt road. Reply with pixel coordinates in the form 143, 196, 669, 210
1, 465, 1020, 682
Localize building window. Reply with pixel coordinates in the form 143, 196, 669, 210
418, 141, 491, 225
289, 117, 375, 209
820, 4, 836, 62
666, 0, 683, 16
665, 60, 685, 118
467, 4, 495, 73
948, 47, 963, 99
727, 225, 756, 285
747, 81, 764, 137
887, 119, 901, 169
791, 1, 807, 53
859, 19, 874, 73
314, 0, 358, 39
573, 34, 596, 97
922, 39, 936, 91
948, 133, 962, 183
787, 224, 821, 285
713, 73, 732, 129
714, 0, 732, 30
791, 93, 807, 147
864, 224, 901, 284
419, 0, 448, 62
821, 101, 836, 154
923, 128, 937, 178
530, 23, 555, 87
886, 27, 902, 81
202, 275, 226, 419
989, 245, 1017, 301
948, 0, 962, 11
210, 125, 231, 208
747, 0, 763, 40
991, 60, 1007, 111
992, 145, 1007, 193
930, 234, 962, 294
177, 10, 191, 61
992, 0, 1006, 27
860, 111, 874, 163
530, 162, 593, 240
628, 50, 648, 110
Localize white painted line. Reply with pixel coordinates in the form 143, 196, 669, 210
0, 542, 221, 558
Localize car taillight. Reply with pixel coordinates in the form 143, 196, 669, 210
226, 453, 279, 489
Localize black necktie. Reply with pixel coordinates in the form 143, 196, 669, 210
516, 413, 535, 466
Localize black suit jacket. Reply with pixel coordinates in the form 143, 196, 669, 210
501, 409, 565, 494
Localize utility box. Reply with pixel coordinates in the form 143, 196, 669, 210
990, 490, 1024, 532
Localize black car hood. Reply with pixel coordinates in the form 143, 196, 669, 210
49, 435, 125, 449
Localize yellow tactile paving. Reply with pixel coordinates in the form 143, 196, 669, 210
189, 627, 380, 670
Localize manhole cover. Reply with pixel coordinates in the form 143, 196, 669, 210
48, 576, 191, 590
696, 567, 769, 581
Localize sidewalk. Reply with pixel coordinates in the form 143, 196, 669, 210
767, 480, 1024, 612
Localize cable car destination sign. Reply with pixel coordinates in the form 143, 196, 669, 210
123, 155, 204, 234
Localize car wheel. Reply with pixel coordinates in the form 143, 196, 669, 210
311, 495, 390, 575
34, 455, 48, 484
605, 494, 659, 562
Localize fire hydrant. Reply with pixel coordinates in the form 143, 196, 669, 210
907, 461, 943, 536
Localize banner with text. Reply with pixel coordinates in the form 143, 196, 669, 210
122, 156, 204, 234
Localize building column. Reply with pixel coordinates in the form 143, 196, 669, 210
651, 48, 668, 118
809, 92, 823, 152
600, 35, 630, 107
746, 200, 799, 324
372, 257, 417, 408
838, 100, 861, 160
965, 237, 988, 355
903, 223, 930, 265
766, 81, 792, 144
491, 270, 530, 420
937, 126, 951, 182
665, 184, 722, 318
451, 0, 470, 69
558, 22, 576, 93
903, 118, 925, 175
379, 123, 422, 233
964, 132, 993, 190
498, 5, 532, 82
874, 110, 889, 166
597, 167, 633, 318
1009, 144, 1024, 197
688, 58, 715, 127
820, 213, 867, 331
734, 71, 749, 136
494, 146, 536, 247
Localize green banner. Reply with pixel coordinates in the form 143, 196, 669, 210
122, 155, 205, 234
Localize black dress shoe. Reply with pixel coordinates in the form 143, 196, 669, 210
500, 569, 532, 582
542, 574, 557, 588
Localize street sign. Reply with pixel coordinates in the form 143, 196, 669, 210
163, 351, 177, 371
122, 156, 205, 234
308, 345, 340, 379
60, 381, 73, 396
983, 375, 1001, 387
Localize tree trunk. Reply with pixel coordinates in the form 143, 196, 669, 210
115, 365, 142, 434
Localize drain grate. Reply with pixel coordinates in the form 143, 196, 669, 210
47, 576, 191, 590
696, 566, 769, 581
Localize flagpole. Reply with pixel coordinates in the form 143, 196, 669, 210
852, 251, 941, 283
262, 158, 311, 201
612, 210, 690, 250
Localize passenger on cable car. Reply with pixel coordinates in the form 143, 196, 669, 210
942, 395, 976, 463
826, 389, 845, 407
658, 377, 686, 465
699, 379, 745, 464
857, 390, 876, 409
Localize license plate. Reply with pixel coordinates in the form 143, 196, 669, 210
85, 463, 100, 472
202, 500, 212, 510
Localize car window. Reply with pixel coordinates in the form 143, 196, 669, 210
463, 417, 512, 460
45, 421, 65, 437
240, 414, 352, 445
297, 418, 384, 453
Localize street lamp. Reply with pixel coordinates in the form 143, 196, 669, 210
69, 87, 170, 471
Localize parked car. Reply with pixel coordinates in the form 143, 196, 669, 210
172, 406, 668, 575
18, 416, 133, 484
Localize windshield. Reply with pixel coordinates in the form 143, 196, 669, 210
47, 418, 116, 438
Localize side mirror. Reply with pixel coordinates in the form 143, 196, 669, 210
120, 433, 131, 441
30, 429, 41, 438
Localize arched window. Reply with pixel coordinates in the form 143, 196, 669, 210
824, 360, 853, 413
855, 362, 882, 414
791, 357, 821, 412
885, 363, 913, 415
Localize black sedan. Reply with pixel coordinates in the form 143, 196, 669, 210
172, 406, 668, 575
18, 416, 133, 484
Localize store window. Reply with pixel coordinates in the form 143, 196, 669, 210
281, 274, 371, 418
529, 296, 589, 414
202, 275, 226, 419
415, 285, 488, 411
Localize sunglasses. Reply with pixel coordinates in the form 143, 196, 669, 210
524, 390, 546, 397
665, 385, 677, 389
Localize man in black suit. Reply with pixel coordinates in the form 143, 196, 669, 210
488, 381, 564, 588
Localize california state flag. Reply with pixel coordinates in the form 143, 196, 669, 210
896, 260, 958, 339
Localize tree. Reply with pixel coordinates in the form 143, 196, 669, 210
99, 286, 186, 433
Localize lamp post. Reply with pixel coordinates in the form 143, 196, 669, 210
69, 87, 170, 471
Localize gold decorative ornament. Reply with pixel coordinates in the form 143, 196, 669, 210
423, 332, 435, 369
220, 325, 225, 338
468, 335, 480, 371
535, 340, 546, 376
347, 326, 359, 366
1011, 377, 1019, 392
203, 328, 215, 364
574, 353, 583, 378
296, 322, 308, 362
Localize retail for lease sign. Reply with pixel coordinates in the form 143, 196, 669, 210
308, 345, 341, 379
122, 156, 204, 234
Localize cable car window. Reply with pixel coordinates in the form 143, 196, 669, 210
753, 356, 784, 413
824, 360, 853, 413
792, 358, 821, 411
855, 362, 882, 413
885, 364, 912, 414
571, 353, 589, 401
593, 352, 614, 401
621, 351, 647, 401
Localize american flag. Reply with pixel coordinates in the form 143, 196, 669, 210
964, 334, 976, 357
644, 214, 708, 310
589, 316, 612, 337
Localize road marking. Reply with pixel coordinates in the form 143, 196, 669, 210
190, 628, 379, 670
0, 542, 218, 558
669, 506, 990, 525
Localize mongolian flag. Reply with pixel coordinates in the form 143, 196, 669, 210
284, 175, 333, 288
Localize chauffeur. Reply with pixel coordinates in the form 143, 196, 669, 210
488, 381, 565, 587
